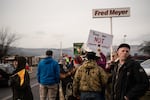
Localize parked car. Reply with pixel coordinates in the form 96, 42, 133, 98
141, 59, 150, 78
0, 64, 14, 86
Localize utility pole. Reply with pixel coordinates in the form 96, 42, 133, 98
60, 41, 62, 59
123, 34, 127, 43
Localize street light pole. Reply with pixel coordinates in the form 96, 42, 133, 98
60, 41, 62, 58
123, 34, 127, 43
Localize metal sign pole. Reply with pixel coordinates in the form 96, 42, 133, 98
110, 17, 113, 60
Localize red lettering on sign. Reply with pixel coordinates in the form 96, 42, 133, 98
94, 37, 105, 44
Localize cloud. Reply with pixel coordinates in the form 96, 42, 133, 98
138, 33, 150, 42
127, 32, 150, 45
35, 31, 46, 35
51, 33, 65, 38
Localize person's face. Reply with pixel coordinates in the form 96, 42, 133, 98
112, 53, 118, 61
117, 47, 130, 61
13, 60, 18, 68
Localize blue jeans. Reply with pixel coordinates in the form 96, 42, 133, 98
80, 91, 104, 100
39, 84, 58, 100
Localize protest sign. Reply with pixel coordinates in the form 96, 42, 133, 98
83, 30, 113, 55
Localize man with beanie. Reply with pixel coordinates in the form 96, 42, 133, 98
73, 51, 108, 100
37, 50, 60, 100
111, 43, 149, 100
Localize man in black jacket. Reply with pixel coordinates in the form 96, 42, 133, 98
111, 43, 149, 100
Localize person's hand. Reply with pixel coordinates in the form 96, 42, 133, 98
70, 68, 76, 74
67, 72, 71, 76
124, 96, 129, 100
106, 60, 113, 69
76, 96, 80, 100
97, 48, 101, 52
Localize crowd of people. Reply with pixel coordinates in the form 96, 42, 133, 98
36, 43, 149, 100
1, 43, 149, 100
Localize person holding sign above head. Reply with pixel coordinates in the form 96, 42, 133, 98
95, 44, 108, 100
96, 44, 107, 70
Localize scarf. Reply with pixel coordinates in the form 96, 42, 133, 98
17, 69, 25, 86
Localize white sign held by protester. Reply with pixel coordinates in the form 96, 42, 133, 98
85, 30, 113, 55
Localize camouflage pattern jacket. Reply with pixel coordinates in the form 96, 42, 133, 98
73, 60, 108, 97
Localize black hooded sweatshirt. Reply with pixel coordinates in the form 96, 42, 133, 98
10, 56, 33, 100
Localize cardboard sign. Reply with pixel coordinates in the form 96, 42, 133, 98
83, 30, 113, 55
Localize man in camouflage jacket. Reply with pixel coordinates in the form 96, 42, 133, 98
73, 52, 108, 100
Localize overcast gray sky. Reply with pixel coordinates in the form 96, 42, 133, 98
0, 0, 150, 48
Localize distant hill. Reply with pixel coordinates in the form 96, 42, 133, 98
7, 45, 145, 60
8, 47, 73, 60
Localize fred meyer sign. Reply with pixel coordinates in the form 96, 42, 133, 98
93, 7, 130, 18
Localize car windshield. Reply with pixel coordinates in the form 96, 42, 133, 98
0, 63, 15, 74
141, 59, 150, 68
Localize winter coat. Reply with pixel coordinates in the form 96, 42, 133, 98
10, 69, 33, 100
111, 58, 149, 100
96, 52, 107, 69
73, 60, 108, 97
37, 57, 60, 85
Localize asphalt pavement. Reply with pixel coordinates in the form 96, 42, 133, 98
29, 67, 37, 79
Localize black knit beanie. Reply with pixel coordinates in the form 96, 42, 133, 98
117, 43, 130, 51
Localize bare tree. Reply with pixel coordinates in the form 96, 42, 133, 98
0, 27, 20, 59
139, 41, 150, 56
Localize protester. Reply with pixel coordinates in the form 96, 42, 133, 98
25, 62, 32, 72
111, 43, 149, 100
105, 51, 118, 100
68, 56, 74, 69
72, 55, 83, 73
73, 51, 108, 100
58, 59, 72, 99
106, 51, 118, 72
10, 56, 33, 100
37, 50, 60, 100
96, 47, 107, 100
96, 48, 107, 70
74, 55, 83, 67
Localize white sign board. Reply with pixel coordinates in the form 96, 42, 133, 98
83, 30, 113, 55
93, 7, 130, 18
